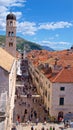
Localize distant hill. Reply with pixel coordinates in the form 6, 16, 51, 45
0, 35, 54, 52
0, 35, 6, 46
0, 35, 42, 52
16, 36, 42, 52
42, 45, 54, 51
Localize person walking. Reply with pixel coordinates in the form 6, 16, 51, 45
41, 127, 45, 130
50, 126, 52, 130
53, 127, 55, 130
31, 126, 34, 130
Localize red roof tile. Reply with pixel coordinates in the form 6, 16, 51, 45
52, 67, 73, 83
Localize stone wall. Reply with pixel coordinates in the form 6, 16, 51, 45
51, 83, 73, 117
0, 67, 9, 95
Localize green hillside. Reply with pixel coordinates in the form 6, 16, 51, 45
16, 36, 42, 52
0, 35, 42, 52
0, 35, 6, 46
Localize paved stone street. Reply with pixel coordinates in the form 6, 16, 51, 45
15, 123, 63, 130
12, 59, 73, 130
13, 122, 73, 130
13, 59, 48, 124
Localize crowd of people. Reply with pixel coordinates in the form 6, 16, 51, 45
12, 58, 66, 130
13, 59, 48, 125
30, 126, 56, 130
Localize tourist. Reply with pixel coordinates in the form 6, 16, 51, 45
36, 117, 39, 125
16, 120, 19, 126
50, 126, 52, 130
53, 127, 55, 130
17, 115, 20, 123
41, 127, 45, 130
31, 126, 34, 130
12, 126, 17, 130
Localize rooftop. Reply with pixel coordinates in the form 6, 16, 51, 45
27, 49, 73, 83
52, 67, 73, 83
0, 47, 15, 72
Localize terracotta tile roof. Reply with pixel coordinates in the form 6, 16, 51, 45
52, 67, 73, 83
0, 47, 15, 72
46, 72, 58, 82
27, 50, 73, 83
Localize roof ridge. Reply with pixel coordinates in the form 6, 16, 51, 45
52, 68, 64, 82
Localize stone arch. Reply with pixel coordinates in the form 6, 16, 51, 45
10, 21, 13, 26
8, 32, 11, 36
11, 32, 14, 36
9, 42, 13, 47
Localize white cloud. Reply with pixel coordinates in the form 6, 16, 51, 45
0, 0, 26, 32
0, 0, 26, 30
39, 21, 72, 30
14, 12, 22, 19
38, 40, 72, 50
0, 0, 26, 7
17, 21, 37, 35
41, 40, 70, 45
0, 0, 72, 37
46, 34, 59, 41
0, 20, 5, 31
0, 11, 22, 31
0, 0, 26, 20
16, 21, 73, 36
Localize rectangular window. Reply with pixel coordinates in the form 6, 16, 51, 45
10, 21, 13, 26
60, 87, 65, 91
59, 97, 64, 105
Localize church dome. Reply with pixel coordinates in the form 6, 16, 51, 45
6, 13, 16, 20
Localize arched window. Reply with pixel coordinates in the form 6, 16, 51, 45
10, 21, 13, 26
11, 32, 14, 36
9, 42, 13, 47
8, 32, 11, 36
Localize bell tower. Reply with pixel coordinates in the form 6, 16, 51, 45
5, 13, 16, 57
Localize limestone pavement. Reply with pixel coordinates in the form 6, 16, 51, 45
12, 59, 73, 130
15, 122, 73, 130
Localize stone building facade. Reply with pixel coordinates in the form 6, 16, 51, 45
28, 60, 73, 120
0, 47, 16, 130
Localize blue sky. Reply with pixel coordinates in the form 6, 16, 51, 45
0, 0, 73, 50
